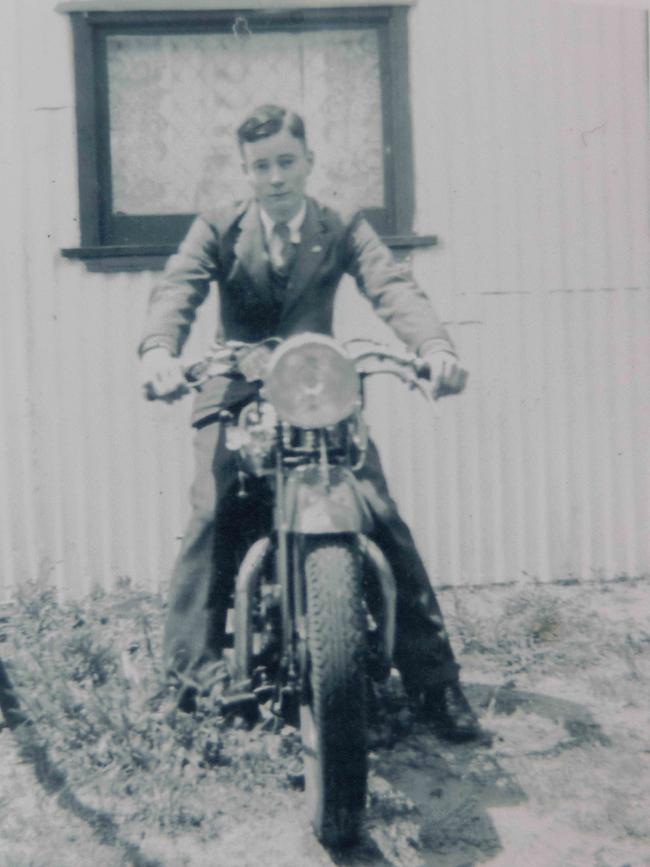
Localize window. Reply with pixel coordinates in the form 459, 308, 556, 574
60, 3, 434, 271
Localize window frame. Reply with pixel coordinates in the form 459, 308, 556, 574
61, 5, 436, 271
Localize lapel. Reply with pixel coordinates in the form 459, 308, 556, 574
230, 200, 272, 302
281, 197, 334, 316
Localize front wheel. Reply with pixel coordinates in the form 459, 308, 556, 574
300, 539, 367, 848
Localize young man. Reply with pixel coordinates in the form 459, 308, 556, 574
140, 105, 481, 741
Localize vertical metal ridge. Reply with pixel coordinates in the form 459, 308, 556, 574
1, 0, 39, 597
1, 0, 649, 599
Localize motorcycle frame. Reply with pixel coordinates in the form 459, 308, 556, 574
232, 425, 397, 688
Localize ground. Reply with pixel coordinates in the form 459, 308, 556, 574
1, 576, 649, 867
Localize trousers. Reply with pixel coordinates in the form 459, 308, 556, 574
163, 419, 460, 695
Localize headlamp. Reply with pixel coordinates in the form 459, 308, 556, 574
264, 335, 360, 428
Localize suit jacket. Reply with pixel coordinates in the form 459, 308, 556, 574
139, 197, 454, 425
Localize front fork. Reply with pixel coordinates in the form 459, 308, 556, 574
233, 532, 397, 689
231, 458, 298, 684
234, 436, 397, 686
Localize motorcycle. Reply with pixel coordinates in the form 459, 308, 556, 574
168, 333, 436, 847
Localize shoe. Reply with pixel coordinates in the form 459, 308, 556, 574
421, 682, 486, 743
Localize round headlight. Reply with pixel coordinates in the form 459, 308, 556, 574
264, 335, 359, 428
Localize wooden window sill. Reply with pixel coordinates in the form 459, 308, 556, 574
60, 235, 437, 272
57, 1, 415, 11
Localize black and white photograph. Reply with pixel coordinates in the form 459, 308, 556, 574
1, 1, 649, 865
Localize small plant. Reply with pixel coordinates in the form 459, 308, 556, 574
502, 588, 564, 647
450, 584, 567, 676
2, 581, 335, 845
3, 584, 233, 838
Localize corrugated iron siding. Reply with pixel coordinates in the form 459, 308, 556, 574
1, 0, 649, 600
401, 0, 650, 585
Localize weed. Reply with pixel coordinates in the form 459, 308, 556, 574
2, 584, 239, 841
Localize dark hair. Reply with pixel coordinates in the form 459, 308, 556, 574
236, 105, 307, 150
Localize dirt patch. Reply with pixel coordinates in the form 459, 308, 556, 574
1, 577, 649, 866
0, 725, 123, 867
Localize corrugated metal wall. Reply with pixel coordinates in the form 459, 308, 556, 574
403, 0, 650, 584
1, 0, 649, 601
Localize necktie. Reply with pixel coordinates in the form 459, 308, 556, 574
271, 222, 297, 276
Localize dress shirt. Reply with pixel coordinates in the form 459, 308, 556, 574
259, 200, 307, 271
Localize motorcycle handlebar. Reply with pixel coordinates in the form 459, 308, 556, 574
144, 339, 433, 401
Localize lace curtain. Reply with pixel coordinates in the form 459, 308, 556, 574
107, 28, 384, 216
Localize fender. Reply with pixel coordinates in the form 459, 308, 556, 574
283, 464, 373, 534
233, 536, 272, 681
359, 535, 396, 671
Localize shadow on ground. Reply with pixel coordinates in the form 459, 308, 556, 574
330, 682, 611, 867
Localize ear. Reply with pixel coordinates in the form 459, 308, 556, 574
306, 148, 315, 172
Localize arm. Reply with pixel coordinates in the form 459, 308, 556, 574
344, 216, 467, 397
344, 216, 454, 357
138, 215, 220, 399
138, 214, 220, 358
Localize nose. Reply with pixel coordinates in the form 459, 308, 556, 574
270, 164, 284, 186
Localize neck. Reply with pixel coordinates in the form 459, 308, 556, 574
260, 196, 306, 225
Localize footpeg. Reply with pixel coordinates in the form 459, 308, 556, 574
221, 690, 260, 724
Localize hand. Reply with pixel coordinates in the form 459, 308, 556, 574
140, 347, 188, 402
424, 350, 469, 400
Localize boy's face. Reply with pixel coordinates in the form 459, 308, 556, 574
241, 127, 314, 223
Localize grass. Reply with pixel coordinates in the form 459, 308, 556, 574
0, 578, 413, 847
1, 582, 252, 839
446, 578, 650, 694
3, 576, 649, 861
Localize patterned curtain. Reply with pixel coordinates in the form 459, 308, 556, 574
107, 28, 384, 216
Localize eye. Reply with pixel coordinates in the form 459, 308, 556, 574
253, 160, 270, 172
278, 156, 296, 169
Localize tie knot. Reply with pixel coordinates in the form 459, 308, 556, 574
273, 222, 291, 242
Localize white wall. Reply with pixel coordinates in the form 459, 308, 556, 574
408, 0, 650, 583
1, 0, 649, 600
